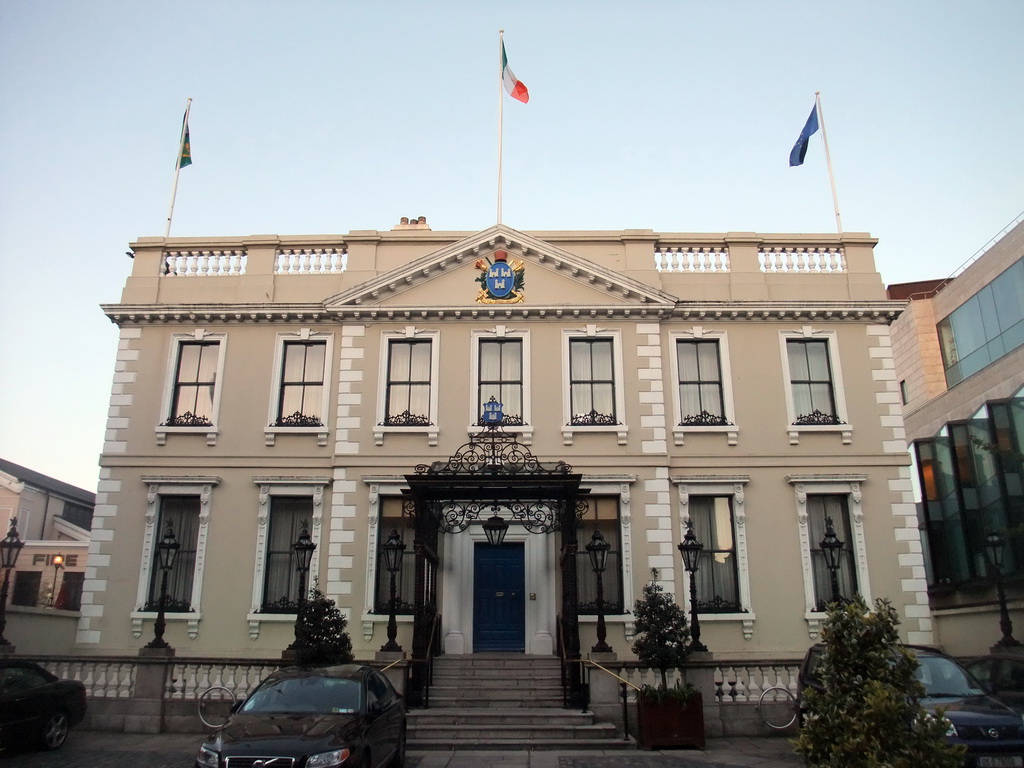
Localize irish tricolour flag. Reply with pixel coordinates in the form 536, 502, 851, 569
501, 41, 529, 103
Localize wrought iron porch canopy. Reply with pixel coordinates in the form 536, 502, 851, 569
402, 426, 588, 535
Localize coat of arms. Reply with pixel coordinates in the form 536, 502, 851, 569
475, 249, 525, 304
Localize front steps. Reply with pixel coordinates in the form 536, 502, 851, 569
407, 654, 633, 750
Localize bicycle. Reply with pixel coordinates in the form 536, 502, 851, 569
756, 685, 799, 730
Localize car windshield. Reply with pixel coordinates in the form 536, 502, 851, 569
239, 675, 362, 714
914, 655, 985, 698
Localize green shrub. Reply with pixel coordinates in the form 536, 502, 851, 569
291, 586, 355, 667
631, 568, 691, 690
794, 596, 965, 768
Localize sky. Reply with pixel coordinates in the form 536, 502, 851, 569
0, 1, 1022, 493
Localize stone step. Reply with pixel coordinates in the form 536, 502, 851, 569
427, 694, 564, 708
408, 708, 595, 727
409, 736, 636, 751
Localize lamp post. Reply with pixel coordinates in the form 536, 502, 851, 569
586, 529, 613, 653
289, 524, 316, 650
0, 518, 25, 648
820, 517, 844, 605
380, 529, 405, 652
678, 521, 708, 652
145, 524, 180, 650
49, 553, 64, 607
984, 532, 1020, 647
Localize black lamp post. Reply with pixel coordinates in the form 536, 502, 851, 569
984, 531, 1020, 647
380, 529, 405, 652
145, 524, 180, 650
50, 553, 65, 607
586, 529, 613, 653
820, 517, 844, 605
678, 521, 708, 652
482, 513, 510, 547
289, 524, 316, 650
0, 518, 25, 648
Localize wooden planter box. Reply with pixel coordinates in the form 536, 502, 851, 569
637, 690, 706, 749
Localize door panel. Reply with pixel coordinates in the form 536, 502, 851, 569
473, 542, 525, 652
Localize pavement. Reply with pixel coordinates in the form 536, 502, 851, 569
0, 730, 805, 767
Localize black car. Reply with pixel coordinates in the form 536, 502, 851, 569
0, 659, 87, 751
195, 664, 406, 768
799, 644, 1024, 767
966, 654, 1024, 716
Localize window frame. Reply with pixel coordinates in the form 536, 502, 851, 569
375, 328, 440, 446
132, 476, 219, 640
779, 328, 851, 445
265, 331, 333, 447
673, 476, 755, 639
561, 327, 628, 446
156, 331, 227, 446
669, 329, 738, 446
470, 328, 531, 439
246, 478, 327, 639
787, 474, 872, 639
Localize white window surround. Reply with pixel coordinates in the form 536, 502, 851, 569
787, 473, 872, 640
672, 475, 755, 641
131, 476, 220, 641
778, 327, 852, 446
374, 327, 440, 447
561, 326, 628, 446
264, 329, 334, 447
246, 477, 329, 640
468, 326, 533, 443
669, 328, 738, 447
156, 330, 227, 447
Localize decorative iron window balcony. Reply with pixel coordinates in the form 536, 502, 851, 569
680, 410, 733, 427
274, 411, 324, 428
569, 409, 619, 427
696, 595, 745, 614
143, 597, 193, 613
258, 597, 301, 614
162, 411, 213, 427
380, 410, 433, 427
794, 409, 846, 426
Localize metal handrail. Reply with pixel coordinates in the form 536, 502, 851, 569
584, 658, 638, 741
586, 658, 641, 691
407, 612, 441, 708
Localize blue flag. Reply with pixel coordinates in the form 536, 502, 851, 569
789, 104, 819, 167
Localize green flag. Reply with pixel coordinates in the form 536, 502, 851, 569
177, 111, 192, 169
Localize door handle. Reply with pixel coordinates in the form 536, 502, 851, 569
495, 591, 504, 597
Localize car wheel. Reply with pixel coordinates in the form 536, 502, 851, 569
388, 727, 407, 768
39, 710, 70, 750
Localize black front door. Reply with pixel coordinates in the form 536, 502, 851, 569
473, 542, 525, 652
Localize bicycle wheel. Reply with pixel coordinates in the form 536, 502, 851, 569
756, 685, 798, 730
198, 685, 236, 729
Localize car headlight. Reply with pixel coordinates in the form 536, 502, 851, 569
195, 744, 219, 768
306, 748, 351, 768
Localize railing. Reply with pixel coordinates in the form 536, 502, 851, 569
163, 249, 247, 276
654, 246, 730, 273
275, 247, 348, 274
36, 656, 139, 698
586, 659, 640, 741
166, 659, 280, 701
758, 246, 845, 273
407, 612, 441, 708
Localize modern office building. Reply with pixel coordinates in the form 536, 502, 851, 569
78, 220, 928, 673
890, 216, 1024, 655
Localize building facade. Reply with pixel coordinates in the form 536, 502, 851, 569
79, 221, 928, 664
0, 458, 93, 612
890, 217, 1024, 655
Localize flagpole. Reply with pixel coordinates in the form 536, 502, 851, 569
815, 91, 843, 234
497, 30, 504, 226
165, 97, 192, 237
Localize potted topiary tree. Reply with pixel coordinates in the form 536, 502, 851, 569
631, 568, 704, 749
291, 585, 354, 667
